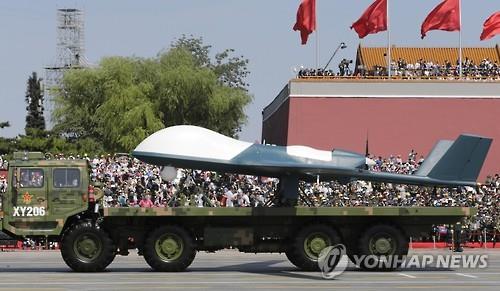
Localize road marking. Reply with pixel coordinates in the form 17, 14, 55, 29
398, 273, 416, 279
1, 280, 498, 285
456, 273, 478, 279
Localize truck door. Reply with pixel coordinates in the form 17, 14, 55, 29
50, 167, 85, 216
11, 167, 48, 221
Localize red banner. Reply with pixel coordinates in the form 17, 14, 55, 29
480, 11, 500, 41
421, 0, 460, 39
351, 0, 387, 39
293, 0, 316, 45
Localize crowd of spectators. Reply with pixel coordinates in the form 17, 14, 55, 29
0, 154, 7, 170
0, 175, 6, 194
297, 68, 336, 78
297, 58, 500, 80
297, 59, 353, 78
85, 154, 276, 208
385, 57, 500, 79
0, 155, 7, 194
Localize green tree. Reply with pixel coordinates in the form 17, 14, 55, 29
0, 121, 11, 154
171, 35, 250, 90
25, 72, 46, 135
53, 36, 252, 153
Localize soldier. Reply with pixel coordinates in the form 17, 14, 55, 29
493, 222, 498, 248
454, 222, 463, 252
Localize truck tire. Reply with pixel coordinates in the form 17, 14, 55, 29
287, 224, 341, 271
285, 249, 302, 269
143, 225, 196, 272
356, 224, 408, 271
61, 222, 116, 272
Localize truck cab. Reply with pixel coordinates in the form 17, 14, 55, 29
1, 152, 90, 238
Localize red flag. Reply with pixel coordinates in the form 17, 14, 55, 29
293, 0, 316, 45
351, 0, 387, 39
480, 11, 500, 41
421, 0, 460, 39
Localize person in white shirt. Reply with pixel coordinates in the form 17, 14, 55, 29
224, 188, 234, 207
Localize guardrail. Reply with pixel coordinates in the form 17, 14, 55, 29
295, 75, 500, 81
410, 229, 499, 249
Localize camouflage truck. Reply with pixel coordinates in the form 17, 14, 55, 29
0, 152, 474, 272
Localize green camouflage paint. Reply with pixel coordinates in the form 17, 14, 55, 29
103, 206, 475, 217
2, 156, 88, 236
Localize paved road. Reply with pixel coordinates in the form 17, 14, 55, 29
0, 249, 499, 290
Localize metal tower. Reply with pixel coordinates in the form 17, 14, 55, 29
45, 8, 85, 92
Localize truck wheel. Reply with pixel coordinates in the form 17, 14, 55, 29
345, 237, 361, 266
61, 222, 116, 272
356, 224, 408, 271
143, 225, 196, 272
285, 249, 301, 269
287, 224, 341, 271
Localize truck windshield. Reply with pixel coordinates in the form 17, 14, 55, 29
53, 168, 81, 188
19, 168, 44, 188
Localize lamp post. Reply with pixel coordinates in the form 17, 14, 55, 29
323, 42, 347, 71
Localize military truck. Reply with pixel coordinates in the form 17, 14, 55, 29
0, 152, 475, 272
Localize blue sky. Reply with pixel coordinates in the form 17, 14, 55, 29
0, 0, 498, 142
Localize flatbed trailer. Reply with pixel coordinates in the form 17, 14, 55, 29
102, 206, 473, 241
99, 206, 473, 271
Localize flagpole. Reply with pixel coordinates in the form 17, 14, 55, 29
459, 0, 463, 79
315, 0, 319, 69
316, 29, 319, 69
387, 0, 391, 79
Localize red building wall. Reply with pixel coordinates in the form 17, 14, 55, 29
262, 99, 290, 145
283, 97, 500, 180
